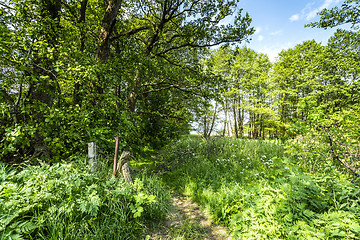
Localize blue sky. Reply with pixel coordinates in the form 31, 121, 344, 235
233, 0, 346, 61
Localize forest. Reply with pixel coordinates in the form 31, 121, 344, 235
0, 0, 359, 239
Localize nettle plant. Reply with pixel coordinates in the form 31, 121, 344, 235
0, 159, 167, 240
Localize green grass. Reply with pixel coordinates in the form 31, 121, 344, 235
2, 135, 360, 239
159, 135, 360, 239
0, 156, 170, 240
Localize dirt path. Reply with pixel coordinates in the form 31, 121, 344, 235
147, 194, 231, 240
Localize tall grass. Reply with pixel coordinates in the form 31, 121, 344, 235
0, 156, 170, 240
160, 135, 360, 239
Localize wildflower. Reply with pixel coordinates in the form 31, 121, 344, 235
284, 167, 289, 170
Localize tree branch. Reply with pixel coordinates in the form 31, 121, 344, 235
151, 40, 233, 58
110, 26, 151, 40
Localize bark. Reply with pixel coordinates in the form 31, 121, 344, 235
237, 98, 244, 138
122, 162, 132, 184
240, 108, 245, 137
248, 113, 253, 139
233, 99, 238, 138
116, 151, 133, 183
79, 0, 88, 52
113, 136, 120, 176
203, 110, 207, 138
73, 0, 88, 105
96, 0, 123, 64
28, 0, 61, 159
207, 102, 217, 138
222, 99, 228, 137
125, 1, 174, 113
127, 69, 141, 112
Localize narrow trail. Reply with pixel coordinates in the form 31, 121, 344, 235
148, 194, 231, 240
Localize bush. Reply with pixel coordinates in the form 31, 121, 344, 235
0, 157, 169, 240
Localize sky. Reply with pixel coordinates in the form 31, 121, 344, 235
231, 0, 346, 61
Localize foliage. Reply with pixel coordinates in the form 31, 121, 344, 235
0, 157, 170, 239
159, 136, 360, 239
306, 0, 360, 29
203, 46, 275, 139
0, 0, 254, 162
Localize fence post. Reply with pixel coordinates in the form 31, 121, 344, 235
113, 136, 120, 176
88, 142, 97, 172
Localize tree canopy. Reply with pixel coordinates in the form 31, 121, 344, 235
0, 0, 254, 161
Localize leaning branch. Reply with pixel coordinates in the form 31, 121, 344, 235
325, 127, 359, 177
110, 26, 151, 40
151, 40, 234, 58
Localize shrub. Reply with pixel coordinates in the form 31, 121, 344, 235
0, 157, 169, 240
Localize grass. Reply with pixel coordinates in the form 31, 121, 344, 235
0, 155, 170, 240
158, 135, 360, 239
2, 135, 360, 239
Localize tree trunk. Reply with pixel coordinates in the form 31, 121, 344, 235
233, 99, 238, 138
237, 98, 242, 137
116, 151, 132, 184
73, 0, 88, 105
127, 68, 141, 112
203, 109, 207, 138
207, 102, 217, 138
222, 99, 228, 136
28, 0, 61, 159
79, 0, 88, 52
96, 0, 123, 64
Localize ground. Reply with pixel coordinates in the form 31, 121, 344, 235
147, 194, 231, 240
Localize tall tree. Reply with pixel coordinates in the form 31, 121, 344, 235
306, 0, 360, 29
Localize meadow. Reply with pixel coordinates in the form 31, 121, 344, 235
1, 135, 360, 239
159, 136, 360, 239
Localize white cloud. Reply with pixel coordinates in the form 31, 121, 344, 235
270, 30, 283, 36
306, 0, 341, 20
257, 41, 302, 62
258, 35, 264, 42
290, 0, 342, 22
257, 47, 281, 62
289, 14, 300, 22
255, 27, 262, 35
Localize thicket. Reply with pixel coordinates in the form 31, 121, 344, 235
0, 0, 253, 163
159, 136, 360, 239
0, 157, 170, 240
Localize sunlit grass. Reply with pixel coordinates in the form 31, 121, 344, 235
159, 135, 360, 239
0, 157, 170, 240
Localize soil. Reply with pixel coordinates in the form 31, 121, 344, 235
147, 194, 231, 240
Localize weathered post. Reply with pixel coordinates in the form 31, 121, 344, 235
122, 162, 132, 183
113, 136, 120, 176
88, 142, 97, 172
117, 151, 132, 184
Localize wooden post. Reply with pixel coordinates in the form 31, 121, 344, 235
113, 136, 120, 176
117, 151, 132, 184
88, 142, 97, 172
122, 162, 132, 183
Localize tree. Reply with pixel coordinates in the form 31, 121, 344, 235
306, 0, 360, 29
0, 0, 255, 161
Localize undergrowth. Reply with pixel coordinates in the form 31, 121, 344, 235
0, 156, 170, 240
160, 135, 360, 239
